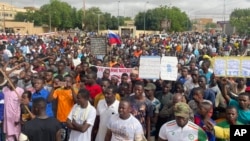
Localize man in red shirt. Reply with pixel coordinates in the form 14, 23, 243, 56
85, 72, 102, 103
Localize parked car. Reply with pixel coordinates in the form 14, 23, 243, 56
153, 33, 169, 40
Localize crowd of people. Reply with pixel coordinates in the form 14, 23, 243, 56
0, 31, 249, 141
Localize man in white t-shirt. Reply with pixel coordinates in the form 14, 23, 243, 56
66, 89, 96, 141
158, 102, 208, 141
94, 86, 120, 141
105, 99, 145, 141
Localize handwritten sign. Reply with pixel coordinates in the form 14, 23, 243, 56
90, 37, 107, 55
213, 57, 250, 77
96, 66, 133, 82
226, 58, 240, 77
160, 56, 178, 81
241, 58, 250, 77
139, 56, 161, 79
213, 58, 226, 76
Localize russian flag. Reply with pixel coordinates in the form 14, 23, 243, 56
108, 30, 121, 45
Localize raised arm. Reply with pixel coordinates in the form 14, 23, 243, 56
4, 62, 25, 76
220, 79, 231, 104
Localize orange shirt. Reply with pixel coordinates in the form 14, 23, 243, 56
109, 61, 117, 67
134, 50, 142, 58
53, 89, 75, 122
176, 44, 182, 52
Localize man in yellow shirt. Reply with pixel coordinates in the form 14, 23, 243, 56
94, 78, 120, 108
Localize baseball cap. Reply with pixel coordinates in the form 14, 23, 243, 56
174, 102, 190, 118
144, 83, 156, 91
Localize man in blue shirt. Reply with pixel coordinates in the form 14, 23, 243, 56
199, 59, 212, 84
32, 77, 54, 117
177, 67, 190, 85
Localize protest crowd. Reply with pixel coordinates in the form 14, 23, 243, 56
0, 30, 249, 141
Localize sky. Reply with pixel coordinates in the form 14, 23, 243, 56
3, 0, 250, 22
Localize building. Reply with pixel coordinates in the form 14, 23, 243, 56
124, 20, 135, 26
217, 21, 236, 35
192, 18, 214, 32
0, 2, 48, 34
0, 2, 27, 33
0, 2, 27, 21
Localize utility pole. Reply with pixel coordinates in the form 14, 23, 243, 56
2, 5, 5, 33
223, 0, 226, 33
117, 1, 120, 30
144, 1, 149, 34
49, 12, 51, 32
97, 14, 100, 35
49, 1, 51, 32
82, 0, 86, 30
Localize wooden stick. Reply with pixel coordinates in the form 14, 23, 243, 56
0, 68, 33, 116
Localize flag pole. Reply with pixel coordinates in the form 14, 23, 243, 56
0, 69, 33, 116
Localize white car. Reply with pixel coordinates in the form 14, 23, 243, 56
153, 34, 169, 40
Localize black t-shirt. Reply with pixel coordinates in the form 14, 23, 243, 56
22, 117, 61, 141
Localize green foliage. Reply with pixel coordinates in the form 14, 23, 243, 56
134, 6, 190, 32
14, 0, 124, 31
14, 12, 26, 21
39, 0, 74, 30
230, 8, 250, 34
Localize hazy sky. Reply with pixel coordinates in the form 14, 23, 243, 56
3, 0, 250, 22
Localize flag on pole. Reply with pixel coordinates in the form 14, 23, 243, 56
108, 30, 121, 45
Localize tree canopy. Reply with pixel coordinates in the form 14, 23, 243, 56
14, 0, 127, 31
134, 6, 191, 32
230, 8, 250, 34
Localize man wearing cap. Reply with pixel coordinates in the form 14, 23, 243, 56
158, 102, 208, 141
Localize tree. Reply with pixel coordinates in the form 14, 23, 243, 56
14, 12, 27, 21
39, 0, 74, 30
15, 10, 43, 26
13, 0, 125, 31
230, 8, 250, 34
82, 7, 124, 31
134, 6, 190, 32
83, 7, 102, 31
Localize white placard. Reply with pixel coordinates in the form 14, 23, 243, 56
226, 58, 240, 76
214, 58, 226, 76
139, 56, 161, 79
160, 56, 178, 81
241, 59, 250, 77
